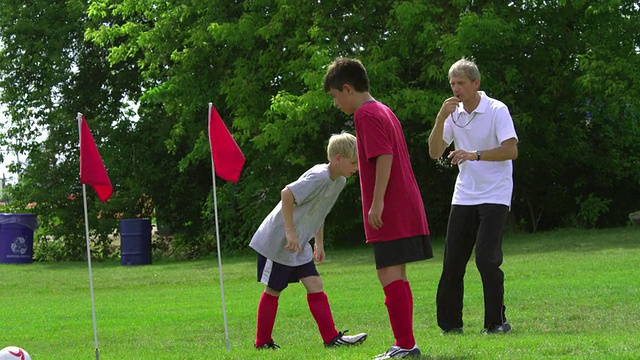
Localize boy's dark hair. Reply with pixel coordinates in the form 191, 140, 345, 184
323, 57, 370, 93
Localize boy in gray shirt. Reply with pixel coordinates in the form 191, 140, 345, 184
250, 132, 367, 350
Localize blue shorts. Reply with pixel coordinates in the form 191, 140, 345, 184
256, 254, 319, 292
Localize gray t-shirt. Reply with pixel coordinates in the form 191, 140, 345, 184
249, 164, 346, 266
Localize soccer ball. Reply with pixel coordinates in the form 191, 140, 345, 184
0, 347, 31, 360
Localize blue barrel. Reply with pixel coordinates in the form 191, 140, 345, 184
0, 213, 38, 264
120, 218, 152, 265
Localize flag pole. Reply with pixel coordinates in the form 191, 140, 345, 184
78, 113, 101, 360
209, 103, 231, 351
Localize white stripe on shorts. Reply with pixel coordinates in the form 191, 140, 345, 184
260, 258, 274, 285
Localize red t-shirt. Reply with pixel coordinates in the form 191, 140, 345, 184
354, 101, 430, 243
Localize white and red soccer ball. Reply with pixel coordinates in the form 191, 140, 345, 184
0, 347, 31, 360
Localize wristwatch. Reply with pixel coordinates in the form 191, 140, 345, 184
476, 150, 482, 161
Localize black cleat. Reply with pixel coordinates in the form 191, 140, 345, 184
373, 345, 421, 359
256, 339, 280, 350
324, 330, 368, 347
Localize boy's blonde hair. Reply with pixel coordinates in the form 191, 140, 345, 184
327, 132, 357, 161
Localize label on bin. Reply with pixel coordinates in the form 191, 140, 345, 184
8, 237, 30, 258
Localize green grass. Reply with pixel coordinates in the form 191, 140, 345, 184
1, 227, 639, 359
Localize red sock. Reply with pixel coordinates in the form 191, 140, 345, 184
307, 292, 339, 343
384, 280, 415, 349
405, 280, 414, 327
255, 292, 279, 347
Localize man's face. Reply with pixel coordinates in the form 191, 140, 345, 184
328, 86, 356, 115
450, 75, 480, 101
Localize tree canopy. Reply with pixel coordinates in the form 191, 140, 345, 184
1, 0, 638, 260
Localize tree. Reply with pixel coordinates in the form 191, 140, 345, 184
440, 0, 640, 230
1, 0, 639, 261
0, 0, 147, 260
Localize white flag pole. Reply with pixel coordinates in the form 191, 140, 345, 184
208, 103, 231, 351
78, 113, 101, 360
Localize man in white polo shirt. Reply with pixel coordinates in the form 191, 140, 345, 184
428, 57, 518, 335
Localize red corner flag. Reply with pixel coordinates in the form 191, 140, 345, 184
208, 104, 245, 183
79, 114, 113, 202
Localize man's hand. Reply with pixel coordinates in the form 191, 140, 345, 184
448, 149, 473, 165
437, 96, 460, 121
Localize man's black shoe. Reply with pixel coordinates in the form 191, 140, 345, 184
441, 327, 463, 335
482, 322, 512, 334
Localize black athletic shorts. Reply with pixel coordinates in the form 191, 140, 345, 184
256, 254, 319, 292
373, 235, 433, 269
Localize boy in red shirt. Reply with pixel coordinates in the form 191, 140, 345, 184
324, 58, 432, 359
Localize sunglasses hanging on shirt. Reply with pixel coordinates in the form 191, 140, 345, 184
450, 111, 477, 128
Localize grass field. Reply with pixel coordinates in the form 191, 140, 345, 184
1, 227, 639, 359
